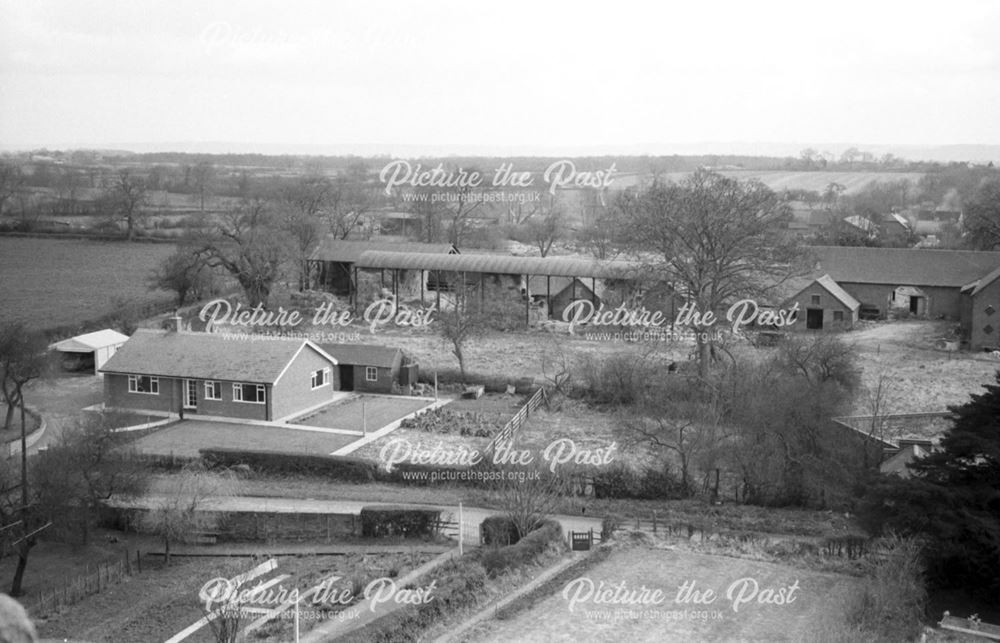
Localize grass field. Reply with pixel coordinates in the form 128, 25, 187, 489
465, 546, 860, 642
0, 236, 176, 330
132, 420, 361, 457
660, 170, 925, 195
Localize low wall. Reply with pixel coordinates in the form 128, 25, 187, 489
3, 407, 46, 457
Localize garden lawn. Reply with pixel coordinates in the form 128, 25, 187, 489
132, 421, 361, 457
292, 395, 433, 431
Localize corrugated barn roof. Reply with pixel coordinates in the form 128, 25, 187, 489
355, 251, 644, 279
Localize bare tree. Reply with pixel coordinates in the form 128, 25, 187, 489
147, 464, 241, 566
191, 162, 216, 212
523, 204, 564, 257
101, 169, 148, 240
198, 198, 287, 307
435, 281, 490, 383
489, 464, 569, 539
32, 411, 148, 544
619, 170, 803, 378
0, 323, 49, 596
0, 162, 25, 217
149, 245, 213, 307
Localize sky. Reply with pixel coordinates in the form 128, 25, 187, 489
1, 0, 999, 155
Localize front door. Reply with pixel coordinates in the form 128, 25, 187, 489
183, 379, 197, 410
806, 308, 824, 330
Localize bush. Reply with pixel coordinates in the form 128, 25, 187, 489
359, 506, 444, 539
398, 407, 501, 437
479, 519, 563, 578
344, 520, 563, 642
592, 464, 687, 500
844, 535, 927, 641
200, 448, 376, 482
480, 515, 520, 546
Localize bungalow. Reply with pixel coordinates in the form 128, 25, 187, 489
320, 343, 411, 394
782, 274, 860, 331
100, 329, 340, 422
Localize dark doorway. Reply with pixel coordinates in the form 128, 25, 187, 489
806, 308, 824, 330
909, 296, 922, 315
339, 365, 354, 391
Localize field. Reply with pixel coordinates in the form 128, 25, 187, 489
661, 170, 925, 194
464, 546, 860, 642
0, 236, 177, 330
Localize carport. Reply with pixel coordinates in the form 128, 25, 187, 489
50, 329, 129, 375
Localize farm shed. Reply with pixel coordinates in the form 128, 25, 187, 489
960, 264, 1000, 351
319, 343, 409, 394
527, 275, 604, 320
100, 328, 340, 422
808, 246, 1000, 320
354, 250, 645, 326
782, 274, 859, 331
308, 238, 458, 299
50, 329, 129, 375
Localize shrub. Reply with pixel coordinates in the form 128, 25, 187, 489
480, 515, 520, 546
200, 448, 376, 482
359, 506, 444, 539
844, 535, 927, 641
591, 464, 687, 500
478, 519, 563, 578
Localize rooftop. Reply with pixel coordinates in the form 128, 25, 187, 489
807, 246, 1000, 288
310, 237, 457, 263
100, 330, 332, 383
355, 250, 644, 279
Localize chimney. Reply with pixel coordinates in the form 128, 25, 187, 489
170, 314, 184, 333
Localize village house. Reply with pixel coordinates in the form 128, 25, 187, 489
101, 328, 342, 422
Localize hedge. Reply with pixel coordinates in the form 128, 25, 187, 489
359, 506, 444, 539
342, 520, 564, 642
200, 448, 377, 482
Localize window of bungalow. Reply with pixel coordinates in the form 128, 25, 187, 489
365, 366, 378, 382
127, 375, 159, 394
233, 383, 266, 403
311, 367, 331, 389
204, 381, 222, 400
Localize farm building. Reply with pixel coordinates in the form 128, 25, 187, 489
808, 246, 1000, 320
50, 329, 129, 375
960, 265, 1000, 351
100, 328, 341, 422
526, 275, 603, 320
782, 274, 860, 331
353, 251, 644, 325
308, 238, 458, 299
320, 343, 412, 394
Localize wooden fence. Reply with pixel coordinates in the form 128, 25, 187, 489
483, 387, 547, 457
24, 550, 140, 617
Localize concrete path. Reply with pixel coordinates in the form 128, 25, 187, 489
144, 542, 453, 558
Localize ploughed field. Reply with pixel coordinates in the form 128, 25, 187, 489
0, 236, 176, 329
